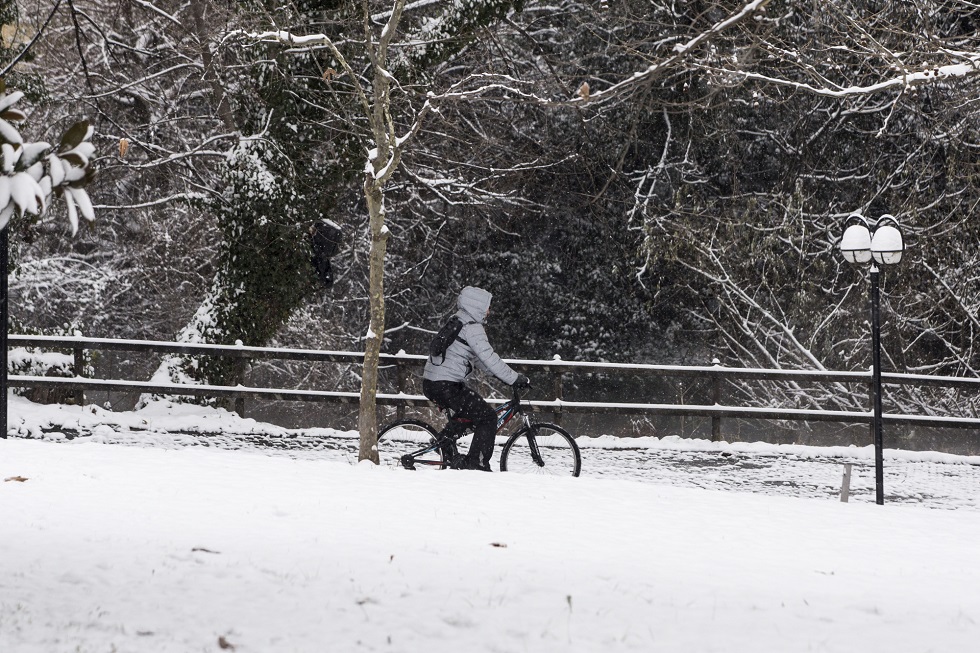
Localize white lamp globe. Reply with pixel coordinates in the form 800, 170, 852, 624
871, 223, 904, 265
840, 223, 872, 264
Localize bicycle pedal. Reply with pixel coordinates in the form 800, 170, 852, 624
400, 454, 416, 471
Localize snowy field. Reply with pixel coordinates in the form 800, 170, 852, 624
3, 395, 980, 652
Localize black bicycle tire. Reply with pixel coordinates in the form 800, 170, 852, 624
377, 419, 446, 470
499, 422, 581, 477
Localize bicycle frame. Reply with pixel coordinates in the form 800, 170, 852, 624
399, 389, 539, 469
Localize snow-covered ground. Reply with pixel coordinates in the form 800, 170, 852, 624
3, 395, 980, 652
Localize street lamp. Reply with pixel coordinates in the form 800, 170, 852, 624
839, 213, 905, 505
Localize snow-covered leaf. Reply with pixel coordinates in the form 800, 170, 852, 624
47, 154, 64, 187
10, 171, 41, 216
21, 142, 50, 168
26, 161, 43, 182
58, 121, 90, 153
0, 118, 22, 145
70, 186, 95, 222
0, 91, 24, 114
0, 202, 13, 230
63, 159, 85, 183
0, 175, 9, 210
2, 143, 19, 174
64, 188, 79, 235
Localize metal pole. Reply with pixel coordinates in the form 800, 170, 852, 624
870, 265, 884, 505
1, 226, 7, 439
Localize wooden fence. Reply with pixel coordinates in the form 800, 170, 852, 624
7, 334, 980, 439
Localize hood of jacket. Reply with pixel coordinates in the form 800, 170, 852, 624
457, 286, 492, 323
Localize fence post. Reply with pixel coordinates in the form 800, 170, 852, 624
711, 358, 722, 442
396, 357, 407, 421
73, 346, 85, 406
552, 360, 563, 426
233, 354, 247, 417
840, 463, 853, 502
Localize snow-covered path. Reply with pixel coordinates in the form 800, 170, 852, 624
7, 395, 980, 510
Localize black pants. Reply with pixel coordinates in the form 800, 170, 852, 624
422, 379, 496, 467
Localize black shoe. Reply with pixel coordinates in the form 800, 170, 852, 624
450, 454, 492, 472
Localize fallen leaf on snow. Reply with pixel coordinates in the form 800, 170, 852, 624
4, 476, 28, 482
490, 542, 507, 548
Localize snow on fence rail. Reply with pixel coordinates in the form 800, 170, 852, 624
6, 335, 980, 438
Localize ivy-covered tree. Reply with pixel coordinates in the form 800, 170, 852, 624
241, 0, 528, 459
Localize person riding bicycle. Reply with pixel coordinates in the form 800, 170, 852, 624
422, 286, 530, 471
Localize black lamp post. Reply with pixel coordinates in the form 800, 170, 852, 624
840, 213, 905, 505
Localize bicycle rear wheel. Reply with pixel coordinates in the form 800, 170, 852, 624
499, 423, 581, 477
377, 420, 446, 470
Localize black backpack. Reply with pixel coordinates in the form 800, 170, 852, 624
428, 316, 474, 364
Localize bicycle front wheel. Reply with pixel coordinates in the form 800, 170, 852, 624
377, 419, 446, 470
500, 423, 581, 477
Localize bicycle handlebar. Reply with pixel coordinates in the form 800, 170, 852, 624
511, 384, 530, 404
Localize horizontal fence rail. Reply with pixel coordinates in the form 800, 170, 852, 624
6, 335, 980, 436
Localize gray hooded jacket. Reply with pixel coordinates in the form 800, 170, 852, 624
422, 286, 520, 385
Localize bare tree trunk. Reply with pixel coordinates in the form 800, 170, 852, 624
357, 180, 389, 463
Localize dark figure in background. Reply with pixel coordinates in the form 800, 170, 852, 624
309, 219, 342, 287
422, 286, 530, 471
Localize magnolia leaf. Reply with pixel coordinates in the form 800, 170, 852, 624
0, 203, 12, 231
61, 152, 85, 167
1, 143, 16, 174
0, 90, 24, 114
64, 187, 79, 235
58, 121, 90, 153
10, 171, 40, 216
1, 109, 26, 122
64, 159, 85, 184
0, 175, 9, 210
48, 154, 64, 187
26, 161, 43, 182
21, 142, 50, 168
69, 186, 94, 222
0, 119, 21, 146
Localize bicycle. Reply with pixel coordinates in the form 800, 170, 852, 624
377, 387, 582, 476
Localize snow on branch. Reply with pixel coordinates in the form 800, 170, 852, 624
580, 0, 773, 105
723, 56, 980, 98
430, 73, 555, 106
230, 29, 373, 122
